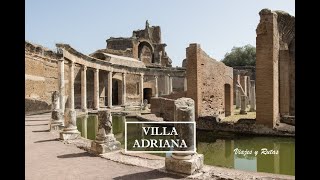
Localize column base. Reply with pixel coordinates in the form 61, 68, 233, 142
165, 154, 204, 175
249, 108, 256, 112
49, 120, 64, 131
240, 110, 247, 114
60, 130, 80, 140
91, 134, 121, 154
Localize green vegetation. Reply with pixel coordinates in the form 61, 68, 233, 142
222, 44, 256, 67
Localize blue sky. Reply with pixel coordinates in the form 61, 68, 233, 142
26, 0, 294, 67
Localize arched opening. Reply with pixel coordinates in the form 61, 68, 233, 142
143, 88, 152, 104
138, 41, 154, 65
224, 84, 231, 117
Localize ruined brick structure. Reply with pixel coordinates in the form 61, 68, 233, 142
186, 44, 233, 119
95, 20, 172, 67
256, 9, 295, 127
25, 22, 186, 114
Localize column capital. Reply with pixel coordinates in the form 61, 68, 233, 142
58, 58, 64, 62
69, 61, 75, 66
154, 75, 158, 79
82, 65, 87, 70
140, 73, 144, 77
94, 68, 99, 72
122, 73, 126, 77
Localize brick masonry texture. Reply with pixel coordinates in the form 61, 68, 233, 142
186, 44, 233, 119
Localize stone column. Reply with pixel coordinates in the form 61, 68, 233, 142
58, 59, 65, 115
91, 110, 121, 154
108, 71, 113, 108
60, 61, 80, 140
69, 62, 75, 110
235, 85, 240, 109
240, 95, 247, 114
154, 76, 158, 98
50, 91, 63, 131
184, 76, 187, 91
169, 76, 173, 93
240, 75, 247, 96
249, 80, 256, 112
93, 69, 99, 110
81, 65, 87, 112
140, 73, 144, 105
122, 73, 126, 106
246, 76, 251, 107
165, 97, 203, 175
164, 75, 169, 94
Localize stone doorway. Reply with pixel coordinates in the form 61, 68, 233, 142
112, 79, 123, 106
143, 88, 152, 103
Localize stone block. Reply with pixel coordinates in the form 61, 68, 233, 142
91, 139, 121, 154
165, 154, 204, 175
59, 131, 80, 140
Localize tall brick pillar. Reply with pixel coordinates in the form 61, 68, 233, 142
256, 9, 280, 127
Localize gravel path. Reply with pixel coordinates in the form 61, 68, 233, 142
25, 113, 184, 180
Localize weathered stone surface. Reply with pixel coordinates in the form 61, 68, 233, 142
186, 44, 233, 119
91, 110, 121, 154
173, 98, 195, 156
165, 98, 204, 175
165, 154, 204, 175
256, 9, 295, 127
60, 109, 80, 140
240, 95, 247, 115
280, 116, 295, 125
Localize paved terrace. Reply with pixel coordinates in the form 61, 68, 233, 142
25, 113, 183, 180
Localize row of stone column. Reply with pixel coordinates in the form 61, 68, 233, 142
236, 80, 256, 114
58, 59, 134, 112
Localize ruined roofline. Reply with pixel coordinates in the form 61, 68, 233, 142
25, 40, 56, 53
106, 37, 134, 42
25, 40, 61, 59
259, 8, 295, 18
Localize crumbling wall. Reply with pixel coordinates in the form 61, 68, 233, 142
186, 43, 233, 119
256, 9, 295, 127
25, 41, 60, 114
150, 97, 175, 121
126, 74, 141, 105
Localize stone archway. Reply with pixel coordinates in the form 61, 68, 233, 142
138, 41, 154, 65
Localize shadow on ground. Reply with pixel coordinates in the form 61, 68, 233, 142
57, 152, 96, 158
34, 139, 59, 143
32, 130, 50, 133
113, 169, 185, 180
25, 124, 49, 126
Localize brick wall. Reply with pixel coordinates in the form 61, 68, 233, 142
186, 43, 233, 119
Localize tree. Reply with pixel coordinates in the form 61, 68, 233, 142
222, 44, 256, 67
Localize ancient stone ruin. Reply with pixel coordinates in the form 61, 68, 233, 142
165, 98, 204, 175
256, 9, 295, 127
91, 110, 121, 154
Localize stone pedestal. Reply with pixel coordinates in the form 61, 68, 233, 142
60, 109, 80, 140
50, 110, 64, 131
91, 134, 121, 154
165, 97, 203, 175
91, 110, 121, 154
50, 91, 64, 130
165, 154, 204, 175
240, 95, 247, 115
